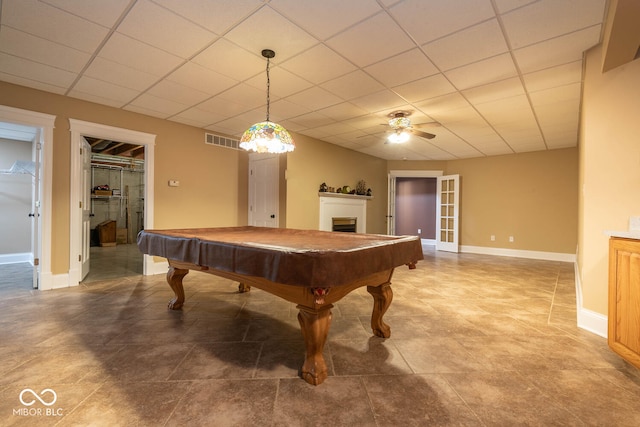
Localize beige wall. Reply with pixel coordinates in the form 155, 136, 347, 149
389, 148, 579, 253
0, 138, 32, 254
285, 134, 388, 233
0, 82, 248, 275
579, 45, 640, 315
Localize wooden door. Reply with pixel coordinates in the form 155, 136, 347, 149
248, 153, 279, 227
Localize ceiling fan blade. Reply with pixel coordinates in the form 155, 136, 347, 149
411, 129, 436, 140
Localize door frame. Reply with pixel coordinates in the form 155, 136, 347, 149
0, 105, 55, 290
68, 119, 156, 286
388, 170, 443, 236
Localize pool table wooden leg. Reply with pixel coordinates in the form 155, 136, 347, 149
367, 283, 393, 338
166, 266, 189, 310
297, 304, 333, 385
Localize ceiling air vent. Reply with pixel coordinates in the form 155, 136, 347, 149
205, 132, 240, 150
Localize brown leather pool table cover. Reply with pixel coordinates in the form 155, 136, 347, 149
137, 226, 423, 287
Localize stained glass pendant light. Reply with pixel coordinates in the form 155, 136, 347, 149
239, 49, 295, 154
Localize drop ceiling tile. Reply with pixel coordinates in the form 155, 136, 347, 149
320, 71, 384, 101
42, 0, 132, 26
147, 80, 212, 106
216, 83, 266, 109
197, 96, 250, 118
153, 0, 263, 35
513, 25, 602, 73
364, 48, 438, 87
535, 99, 580, 127
171, 107, 227, 128
501, 0, 607, 49
445, 53, 518, 90
529, 82, 581, 106
70, 76, 138, 105
123, 104, 170, 120
244, 66, 314, 98
316, 102, 369, 121
286, 112, 334, 129
414, 92, 472, 117
393, 73, 457, 103
268, 99, 312, 121
285, 87, 343, 111
326, 12, 416, 68
475, 95, 537, 126
350, 90, 408, 113
68, 91, 129, 109
0, 52, 76, 89
473, 140, 515, 156
127, 92, 190, 117
84, 57, 159, 91
0, 26, 91, 73
280, 44, 356, 85
166, 62, 238, 95
2, 0, 109, 53
462, 77, 525, 105
99, 32, 184, 76
0, 71, 66, 95
523, 61, 582, 92
492, 0, 538, 14
224, 7, 318, 62
389, 0, 495, 44
269, 0, 381, 40
422, 19, 508, 71
192, 38, 265, 81
117, 0, 215, 58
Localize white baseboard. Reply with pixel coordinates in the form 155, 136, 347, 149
574, 262, 607, 338
460, 245, 576, 262
0, 252, 32, 265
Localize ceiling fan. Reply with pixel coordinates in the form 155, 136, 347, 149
386, 111, 437, 143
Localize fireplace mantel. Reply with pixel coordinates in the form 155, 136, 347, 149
317, 192, 372, 200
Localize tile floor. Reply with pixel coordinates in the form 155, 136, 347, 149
1, 246, 640, 426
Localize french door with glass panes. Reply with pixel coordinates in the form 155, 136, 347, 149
436, 174, 459, 252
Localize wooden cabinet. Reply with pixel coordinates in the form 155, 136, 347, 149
608, 237, 640, 368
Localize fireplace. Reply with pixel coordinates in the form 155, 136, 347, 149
332, 217, 357, 232
319, 194, 368, 233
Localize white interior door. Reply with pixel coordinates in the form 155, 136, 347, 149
387, 174, 396, 235
30, 133, 41, 289
436, 174, 460, 253
81, 138, 91, 279
248, 153, 279, 227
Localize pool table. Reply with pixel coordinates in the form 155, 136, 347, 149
137, 226, 423, 385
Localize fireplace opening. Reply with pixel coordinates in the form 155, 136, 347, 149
332, 217, 357, 233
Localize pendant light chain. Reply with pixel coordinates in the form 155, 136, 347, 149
265, 56, 271, 122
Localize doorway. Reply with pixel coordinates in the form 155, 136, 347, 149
69, 119, 156, 286
395, 177, 437, 245
82, 137, 146, 283
0, 106, 55, 291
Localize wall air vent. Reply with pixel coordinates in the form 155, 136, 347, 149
205, 132, 240, 150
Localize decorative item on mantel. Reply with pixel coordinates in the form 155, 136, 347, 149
317, 181, 372, 197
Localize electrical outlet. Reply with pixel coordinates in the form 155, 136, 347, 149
418, 228, 421, 234
490, 235, 495, 241
509, 236, 514, 242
